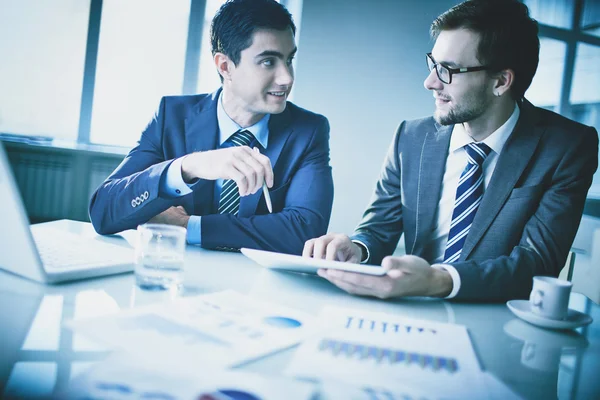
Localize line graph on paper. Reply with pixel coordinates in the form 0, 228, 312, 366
318, 338, 459, 374
117, 314, 230, 347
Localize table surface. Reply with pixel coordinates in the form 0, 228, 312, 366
1, 220, 598, 399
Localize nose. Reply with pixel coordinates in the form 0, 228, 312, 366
424, 68, 443, 91
276, 62, 294, 88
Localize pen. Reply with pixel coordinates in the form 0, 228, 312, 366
254, 147, 273, 213
262, 181, 273, 214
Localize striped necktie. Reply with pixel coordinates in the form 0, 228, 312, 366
443, 142, 492, 263
218, 129, 255, 215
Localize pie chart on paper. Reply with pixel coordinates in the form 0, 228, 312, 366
262, 316, 302, 328
197, 389, 262, 400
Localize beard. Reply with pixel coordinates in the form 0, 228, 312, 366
434, 87, 491, 126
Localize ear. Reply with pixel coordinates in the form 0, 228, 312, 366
493, 68, 515, 97
214, 52, 234, 81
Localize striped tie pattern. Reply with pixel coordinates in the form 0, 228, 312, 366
218, 129, 255, 215
443, 142, 492, 263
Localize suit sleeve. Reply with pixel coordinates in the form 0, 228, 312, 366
450, 126, 599, 301
199, 116, 334, 255
350, 123, 405, 264
89, 97, 181, 234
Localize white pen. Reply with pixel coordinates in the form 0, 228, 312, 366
254, 147, 273, 213
262, 181, 273, 214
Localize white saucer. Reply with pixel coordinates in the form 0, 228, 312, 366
506, 300, 593, 330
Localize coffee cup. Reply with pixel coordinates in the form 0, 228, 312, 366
529, 276, 572, 320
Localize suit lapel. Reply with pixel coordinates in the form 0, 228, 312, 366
461, 101, 543, 259
412, 124, 452, 254
239, 107, 293, 217
184, 90, 220, 214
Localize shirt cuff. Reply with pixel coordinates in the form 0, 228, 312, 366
431, 264, 460, 298
162, 156, 193, 197
186, 216, 201, 245
351, 239, 370, 264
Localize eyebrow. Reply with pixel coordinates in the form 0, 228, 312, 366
255, 47, 298, 59
436, 58, 459, 68
442, 61, 460, 68
429, 54, 460, 69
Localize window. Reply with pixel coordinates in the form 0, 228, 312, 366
524, 0, 600, 195
581, 0, 600, 38
525, 38, 567, 110
0, 0, 90, 140
524, 0, 573, 29
571, 43, 600, 107
197, 0, 228, 94
89, 0, 191, 146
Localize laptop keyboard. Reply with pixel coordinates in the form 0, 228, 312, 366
32, 229, 134, 270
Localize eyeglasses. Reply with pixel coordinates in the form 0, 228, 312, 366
426, 53, 489, 84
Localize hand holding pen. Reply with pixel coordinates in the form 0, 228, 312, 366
181, 144, 273, 198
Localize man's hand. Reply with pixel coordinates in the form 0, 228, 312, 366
149, 206, 190, 228
181, 147, 273, 196
302, 233, 362, 263
317, 255, 453, 299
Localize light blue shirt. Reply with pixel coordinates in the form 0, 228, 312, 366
161, 92, 270, 244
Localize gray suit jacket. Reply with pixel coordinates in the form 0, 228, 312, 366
351, 100, 598, 301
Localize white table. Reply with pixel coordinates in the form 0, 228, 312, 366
1, 220, 598, 399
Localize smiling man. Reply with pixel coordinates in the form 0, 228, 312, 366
89, 0, 333, 255
304, 0, 598, 301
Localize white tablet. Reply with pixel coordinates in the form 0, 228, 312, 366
241, 248, 386, 276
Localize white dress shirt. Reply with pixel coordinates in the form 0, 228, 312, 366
432, 104, 520, 298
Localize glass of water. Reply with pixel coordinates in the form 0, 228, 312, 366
135, 224, 186, 291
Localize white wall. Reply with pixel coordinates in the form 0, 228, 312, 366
293, 0, 460, 234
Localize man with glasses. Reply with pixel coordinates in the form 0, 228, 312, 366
303, 0, 598, 301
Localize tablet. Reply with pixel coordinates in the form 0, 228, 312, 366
241, 248, 386, 276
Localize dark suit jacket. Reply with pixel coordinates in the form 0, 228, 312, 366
351, 100, 598, 301
89, 90, 334, 255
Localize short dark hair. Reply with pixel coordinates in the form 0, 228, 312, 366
211, 0, 295, 68
431, 0, 539, 100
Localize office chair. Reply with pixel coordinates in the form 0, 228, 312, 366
559, 229, 600, 305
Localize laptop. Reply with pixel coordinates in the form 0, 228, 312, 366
0, 142, 134, 284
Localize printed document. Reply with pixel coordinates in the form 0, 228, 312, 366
285, 306, 518, 399
68, 290, 319, 369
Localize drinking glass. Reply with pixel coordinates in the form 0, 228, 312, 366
135, 224, 186, 291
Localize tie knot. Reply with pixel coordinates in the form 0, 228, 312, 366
464, 142, 492, 166
229, 129, 255, 147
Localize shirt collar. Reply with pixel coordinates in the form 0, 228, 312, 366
217, 91, 270, 149
449, 103, 520, 155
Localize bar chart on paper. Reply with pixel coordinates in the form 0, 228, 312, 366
343, 315, 438, 335
285, 306, 484, 397
317, 338, 459, 373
